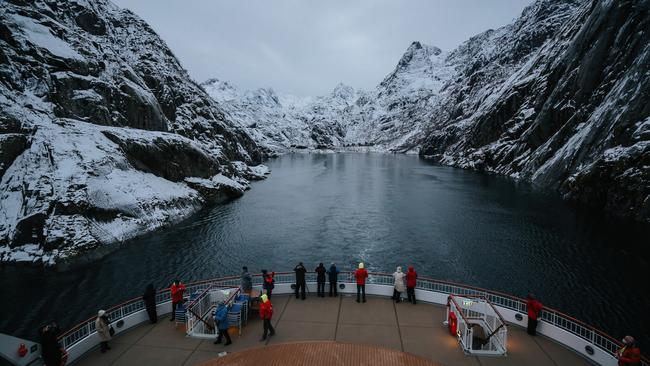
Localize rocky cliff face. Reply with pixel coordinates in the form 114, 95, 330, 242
207, 0, 649, 223
419, 0, 650, 223
0, 0, 269, 266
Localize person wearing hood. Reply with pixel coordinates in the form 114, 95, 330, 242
392, 266, 406, 303
406, 266, 418, 304
259, 294, 276, 341
294, 262, 307, 300
142, 283, 157, 323
615, 335, 641, 365
95, 310, 112, 353
315, 263, 327, 297
170, 280, 186, 322
241, 266, 252, 294
213, 303, 232, 346
327, 263, 340, 297
355, 262, 368, 303
526, 293, 543, 336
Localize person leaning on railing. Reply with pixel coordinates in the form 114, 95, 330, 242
327, 263, 340, 297
406, 266, 418, 304
525, 293, 543, 336
95, 310, 112, 353
355, 263, 368, 303
240, 266, 252, 294
169, 280, 186, 322
262, 270, 275, 298
615, 336, 641, 366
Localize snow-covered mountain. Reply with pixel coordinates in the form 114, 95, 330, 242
204, 41, 453, 153
206, 0, 649, 223
202, 79, 355, 150
419, 0, 650, 223
0, 0, 269, 266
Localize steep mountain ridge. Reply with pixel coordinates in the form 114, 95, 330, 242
420, 0, 650, 222
206, 0, 649, 223
0, 0, 268, 266
204, 41, 453, 152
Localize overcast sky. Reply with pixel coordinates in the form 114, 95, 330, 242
111, 0, 534, 96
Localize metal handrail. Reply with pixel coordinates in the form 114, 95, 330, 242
56, 271, 649, 365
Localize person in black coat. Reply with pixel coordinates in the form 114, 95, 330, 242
327, 263, 340, 297
143, 283, 157, 323
41, 323, 66, 366
315, 263, 326, 297
294, 262, 307, 300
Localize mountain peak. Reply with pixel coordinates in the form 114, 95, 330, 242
331, 83, 355, 100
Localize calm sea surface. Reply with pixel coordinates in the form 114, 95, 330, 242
1, 153, 648, 349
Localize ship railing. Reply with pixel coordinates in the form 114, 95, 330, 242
58, 271, 649, 366
446, 294, 507, 355
186, 285, 240, 338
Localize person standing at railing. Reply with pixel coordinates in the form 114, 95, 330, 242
355, 262, 368, 303
406, 266, 418, 304
241, 266, 253, 294
615, 336, 641, 366
142, 283, 157, 324
170, 280, 186, 322
328, 263, 340, 297
526, 293, 543, 336
213, 303, 232, 346
392, 266, 406, 303
294, 262, 307, 300
262, 270, 275, 299
95, 310, 112, 353
40, 322, 68, 366
259, 294, 276, 341
315, 263, 327, 297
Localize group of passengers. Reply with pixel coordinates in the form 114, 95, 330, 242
71, 266, 640, 366
286, 262, 418, 304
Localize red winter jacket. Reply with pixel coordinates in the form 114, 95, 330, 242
355, 268, 368, 285
170, 283, 186, 303
259, 300, 273, 320
617, 345, 641, 366
406, 267, 417, 288
526, 298, 543, 320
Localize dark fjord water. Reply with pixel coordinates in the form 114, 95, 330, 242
1, 153, 649, 348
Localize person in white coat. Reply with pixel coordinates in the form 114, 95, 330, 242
95, 310, 112, 353
392, 266, 406, 303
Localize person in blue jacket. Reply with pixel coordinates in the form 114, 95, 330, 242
213, 303, 232, 345
327, 263, 340, 297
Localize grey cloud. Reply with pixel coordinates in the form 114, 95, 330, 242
111, 0, 534, 96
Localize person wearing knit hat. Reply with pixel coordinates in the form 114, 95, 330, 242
355, 262, 368, 303
392, 266, 406, 303
616, 335, 641, 365
95, 310, 112, 353
259, 294, 276, 341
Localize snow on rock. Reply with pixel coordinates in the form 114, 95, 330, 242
0, 0, 269, 267
204, 0, 649, 222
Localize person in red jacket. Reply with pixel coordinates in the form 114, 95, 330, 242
526, 293, 543, 335
616, 335, 641, 366
406, 266, 418, 304
262, 270, 275, 299
169, 280, 186, 322
355, 263, 368, 303
259, 294, 275, 341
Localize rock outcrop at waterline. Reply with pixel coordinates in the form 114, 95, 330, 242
0, 0, 269, 266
